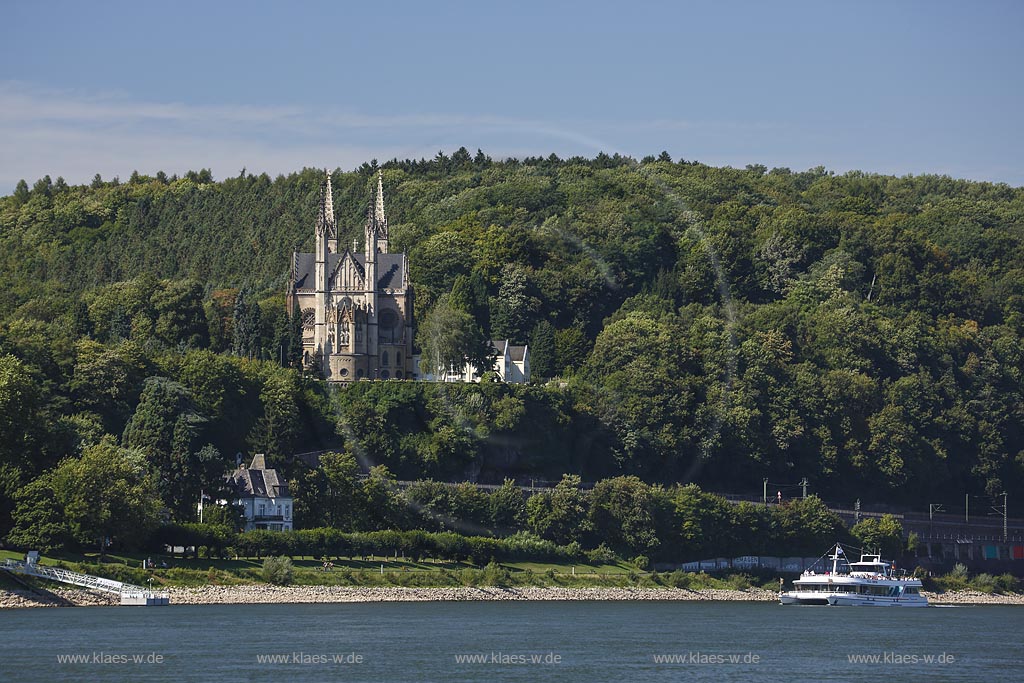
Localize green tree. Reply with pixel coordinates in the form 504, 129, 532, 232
554, 321, 590, 374
232, 287, 262, 359
851, 514, 904, 559
50, 439, 160, 553
294, 451, 362, 529
123, 377, 209, 517
153, 279, 208, 348
491, 264, 536, 342
529, 320, 556, 380
6, 474, 71, 550
588, 476, 664, 556
417, 295, 479, 379
526, 474, 589, 545
490, 478, 527, 530
13, 179, 30, 206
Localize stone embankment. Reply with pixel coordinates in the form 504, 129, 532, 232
166, 585, 781, 605
1, 587, 117, 608
923, 590, 1024, 605
4, 584, 1024, 608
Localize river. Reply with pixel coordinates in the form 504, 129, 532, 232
2, 601, 1021, 682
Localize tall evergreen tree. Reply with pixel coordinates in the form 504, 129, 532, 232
232, 288, 262, 359
529, 320, 556, 380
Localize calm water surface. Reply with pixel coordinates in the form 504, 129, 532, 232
1, 601, 1021, 682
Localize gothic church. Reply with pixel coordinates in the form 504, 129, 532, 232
287, 170, 415, 381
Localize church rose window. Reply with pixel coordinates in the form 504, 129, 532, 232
380, 370, 390, 379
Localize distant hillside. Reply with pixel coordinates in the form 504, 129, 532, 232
1, 150, 1023, 512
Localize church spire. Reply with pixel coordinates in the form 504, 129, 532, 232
375, 169, 386, 226
324, 168, 335, 230
374, 169, 389, 254
317, 168, 337, 252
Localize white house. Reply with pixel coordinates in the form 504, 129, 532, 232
414, 339, 530, 383
225, 454, 293, 531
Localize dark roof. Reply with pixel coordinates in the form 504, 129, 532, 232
489, 339, 527, 362
293, 250, 406, 292
226, 454, 290, 499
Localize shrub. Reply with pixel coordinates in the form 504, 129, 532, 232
725, 573, 752, 590
262, 556, 294, 585
665, 570, 691, 589
995, 573, 1018, 593
970, 573, 997, 594
586, 543, 619, 565
482, 561, 512, 587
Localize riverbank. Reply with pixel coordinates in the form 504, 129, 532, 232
4, 584, 1024, 608
1, 585, 774, 608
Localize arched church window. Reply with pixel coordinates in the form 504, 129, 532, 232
378, 308, 401, 344
396, 352, 402, 366
381, 351, 389, 366
302, 308, 316, 330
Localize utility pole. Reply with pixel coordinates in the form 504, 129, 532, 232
1004, 493, 1008, 543
800, 477, 808, 499
854, 499, 861, 523
929, 503, 944, 555
966, 493, 969, 523
763, 478, 768, 507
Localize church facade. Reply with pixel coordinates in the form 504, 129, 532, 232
287, 170, 415, 381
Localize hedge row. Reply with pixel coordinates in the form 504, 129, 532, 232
154, 525, 581, 565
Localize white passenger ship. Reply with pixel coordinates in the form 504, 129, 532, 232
779, 544, 927, 607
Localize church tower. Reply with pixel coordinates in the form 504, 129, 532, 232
290, 167, 414, 382
313, 169, 335, 372
374, 170, 389, 254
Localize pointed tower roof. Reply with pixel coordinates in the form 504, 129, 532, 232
374, 169, 386, 228
317, 168, 337, 237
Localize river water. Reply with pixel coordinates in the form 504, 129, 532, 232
2, 601, 1021, 682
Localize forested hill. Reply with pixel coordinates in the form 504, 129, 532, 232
1, 150, 1023, 512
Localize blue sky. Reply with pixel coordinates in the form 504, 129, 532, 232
2, 0, 1022, 192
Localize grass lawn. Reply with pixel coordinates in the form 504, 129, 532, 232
2, 547, 651, 588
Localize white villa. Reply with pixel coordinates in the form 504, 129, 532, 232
414, 339, 530, 383
225, 454, 293, 532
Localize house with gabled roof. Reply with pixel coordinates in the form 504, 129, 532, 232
225, 454, 293, 531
